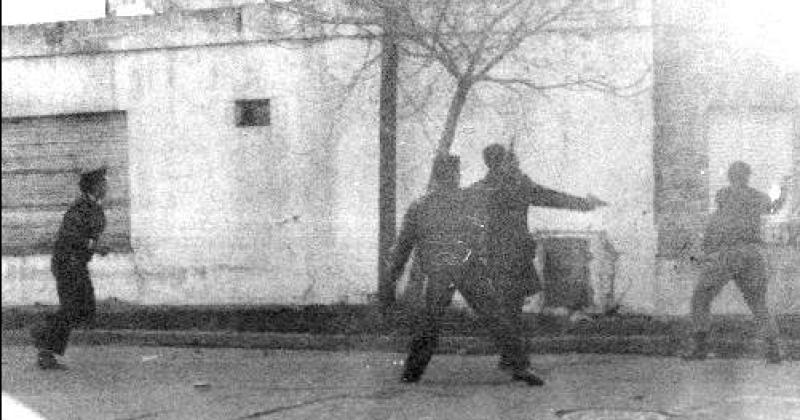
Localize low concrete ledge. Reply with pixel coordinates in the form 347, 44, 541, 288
4, 304, 800, 359
3, 329, 798, 360
5, 304, 800, 337
2, 304, 685, 336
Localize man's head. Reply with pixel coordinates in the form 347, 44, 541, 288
483, 143, 508, 172
430, 154, 461, 191
79, 166, 108, 200
727, 161, 751, 187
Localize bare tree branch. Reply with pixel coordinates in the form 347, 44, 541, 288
478, 60, 652, 97
270, 0, 652, 155
396, 8, 464, 79
476, 0, 581, 78
464, 0, 526, 76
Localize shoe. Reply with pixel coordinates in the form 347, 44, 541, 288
400, 370, 422, 384
497, 360, 514, 372
511, 368, 545, 386
37, 351, 67, 370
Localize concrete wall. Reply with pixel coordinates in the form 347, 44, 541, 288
2, 3, 671, 312
1, 40, 350, 304
652, 0, 800, 314
320, 27, 659, 312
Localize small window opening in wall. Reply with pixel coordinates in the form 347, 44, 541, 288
236, 99, 270, 127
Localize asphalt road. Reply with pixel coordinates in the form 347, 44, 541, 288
2, 344, 799, 420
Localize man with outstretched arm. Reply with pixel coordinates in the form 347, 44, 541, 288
465, 144, 607, 370
380, 154, 546, 385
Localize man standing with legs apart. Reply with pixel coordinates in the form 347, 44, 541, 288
381, 154, 545, 385
685, 161, 789, 363
31, 166, 109, 370
465, 144, 607, 371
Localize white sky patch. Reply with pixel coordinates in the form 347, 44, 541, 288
717, 0, 800, 71
1, 392, 47, 420
1, 0, 105, 26
1, 0, 799, 73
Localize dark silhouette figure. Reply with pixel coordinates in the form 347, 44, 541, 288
31, 166, 109, 369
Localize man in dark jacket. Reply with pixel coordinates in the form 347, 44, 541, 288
685, 161, 788, 363
381, 154, 545, 386
31, 166, 109, 369
465, 144, 607, 369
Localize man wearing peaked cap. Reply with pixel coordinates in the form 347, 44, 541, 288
30, 165, 110, 370
79, 166, 107, 197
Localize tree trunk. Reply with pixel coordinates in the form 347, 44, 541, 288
377, 15, 399, 305
437, 79, 472, 155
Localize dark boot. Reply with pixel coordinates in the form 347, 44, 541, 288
497, 358, 514, 372
511, 368, 545, 386
401, 336, 436, 384
400, 369, 423, 383
36, 350, 67, 370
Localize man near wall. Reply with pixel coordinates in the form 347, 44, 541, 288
30, 166, 109, 370
685, 161, 789, 363
465, 144, 606, 369
381, 153, 546, 386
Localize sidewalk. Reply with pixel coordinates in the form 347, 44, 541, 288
3, 344, 800, 420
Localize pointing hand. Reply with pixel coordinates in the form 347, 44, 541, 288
586, 194, 608, 209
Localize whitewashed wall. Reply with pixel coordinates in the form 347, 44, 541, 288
1, 6, 681, 313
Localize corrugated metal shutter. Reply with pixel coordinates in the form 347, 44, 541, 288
1, 112, 130, 255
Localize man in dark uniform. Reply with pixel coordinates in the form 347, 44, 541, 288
465, 144, 606, 370
685, 161, 788, 363
382, 154, 546, 386
31, 166, 109, 369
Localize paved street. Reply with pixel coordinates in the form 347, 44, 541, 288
2, 344, 800, 420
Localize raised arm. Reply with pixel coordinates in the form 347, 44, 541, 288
766, 177, 791, 214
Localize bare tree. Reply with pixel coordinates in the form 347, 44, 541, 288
264, 0, 651, 300
269, 0, 651, 154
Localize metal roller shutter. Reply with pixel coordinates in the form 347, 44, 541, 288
1, 111, 130, 255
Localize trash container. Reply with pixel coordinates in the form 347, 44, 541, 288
541, 237, 594, 311
536, 230, 620, 313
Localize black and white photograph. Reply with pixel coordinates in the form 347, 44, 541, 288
1, 0, 799, 419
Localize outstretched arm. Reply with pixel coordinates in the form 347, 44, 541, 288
515, 173, 607, 211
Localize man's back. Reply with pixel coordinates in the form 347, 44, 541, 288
464, 173, 529, 273
408, 189, 486, 271
704, 185, 771, 251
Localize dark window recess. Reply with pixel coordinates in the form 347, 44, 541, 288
236, 99, 270, 127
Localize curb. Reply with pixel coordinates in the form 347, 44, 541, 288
3, 329, 798, 359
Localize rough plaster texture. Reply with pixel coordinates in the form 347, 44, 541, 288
2, 3, 797, 313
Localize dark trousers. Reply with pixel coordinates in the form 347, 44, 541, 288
31, 259, 96, 355
691, 244, 779, 344
404, 264, 529, 377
